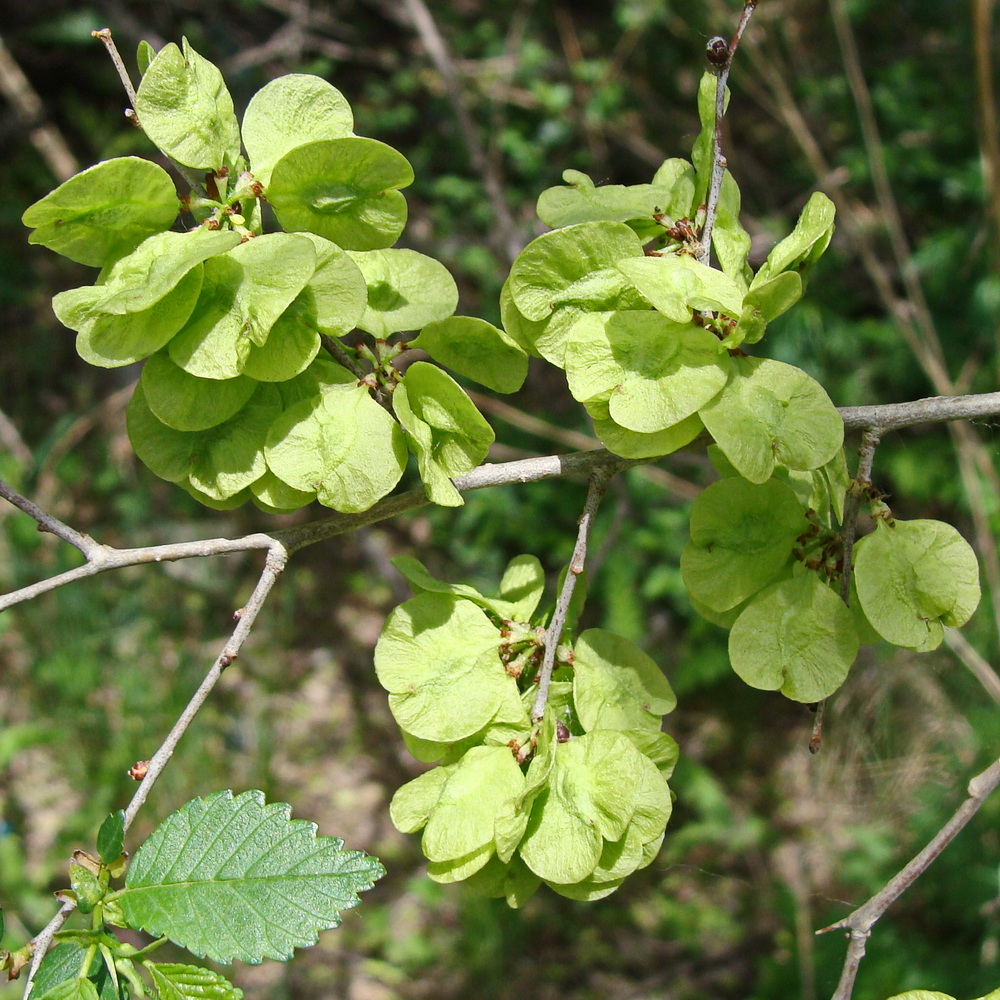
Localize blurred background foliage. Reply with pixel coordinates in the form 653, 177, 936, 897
0, 1, 998, 998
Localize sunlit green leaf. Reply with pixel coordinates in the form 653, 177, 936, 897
264, 384, 407, 512
615, 254, 744, 322
135, 39, 241, 172
117, 790, 383, 964
349, 249, 458, 337
681, 476, 807, 612
729, 574, 858, 702
22, 158, 178, 267
411, 316, 528, 393
243, 75, 354, 187
268, 138, 413, 251
145, 964, 243, 1000
592, 410, 704, 459
97, 811, 125, 864
854, 519, 981, 651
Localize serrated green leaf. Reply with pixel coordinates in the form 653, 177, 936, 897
168, 233, 317, 378
268, 138, 413, 251
97, 810, 125, 864
518, 732, 644, 883
393, 362, 494, 506
243, 75, 354, 187
375, 593, 515, 742
854, 519, 981, 651
22, 158, 178, 267
615, 254, 744, 323
145, 963, 243, 1000
508, 221, 644, 322
562, 310, 729, 433
349, 249, 458, 337
681, 476, 808, 611
140, 350, 256, 431
118, 789, 383, 964
135, 39, 241, 172
264, 384, 406, 512
71, 265, 204, 369
699, 357, 844, 483
421, 746, 524, 863
32, 976, 101, 1000
729, 574, 858, 702
411, 316, 528, 393
127, 382, 281, 498
592, 410, 704, 459
572, 628, 675, 731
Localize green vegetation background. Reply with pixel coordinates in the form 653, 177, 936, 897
0, 2, 997, 998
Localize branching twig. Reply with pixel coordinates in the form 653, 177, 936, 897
123, 543, 288, 830
531, 470, 612, 722
91, 29, 137, 109
698, 1, 758, 266
818, 755, 1000, 1000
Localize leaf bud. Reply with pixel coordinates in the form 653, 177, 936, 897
706, 35, 730, 69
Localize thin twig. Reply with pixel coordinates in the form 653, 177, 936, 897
0, 480, 102, 558
91, 29, 137, 109
818, 756, 1000, 1000
972, 0, 1000, 256
22, 902, 76, 999
123, 543, 288, 830
699, 1, 758, 266
531, 470, 611, 722
20, 545, 288, 992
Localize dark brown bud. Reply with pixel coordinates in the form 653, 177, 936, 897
128, 760, 150, 781
706, 35, 730, 69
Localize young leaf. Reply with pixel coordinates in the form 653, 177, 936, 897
22, 158, 178, 267
135, 39, 241, 172
421, 746, 525, 864
854, 519, 981, 651
699, 357, 844, 483
117, 789, 384, 964
96, 810, 125, 864
264, 384, 407, 512
681, 476, 808, 612
374, 593, 513, 742
507, 221, 644, 323
729, 574, 858, 702
127, 382, 281, 499
349, 249, 459, 337
572, 628, 676, 732
145, 963, 243, 1000
561, 310, 729, 433
140, 351, 256, 432
535, 169, 677, 241
242, 75, 354, 187
31, 978, 101, 1000
268, 137, 413, 251
592, 410, 704, 460
296, 234, 368, 336
393, 362, 494, 507
168, 233, 317, 378
615, 254, 744, 323
411, 316, 528, 394
72, 266, 204, 369
137, 40, 156, 75
498, 554, 545, 621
